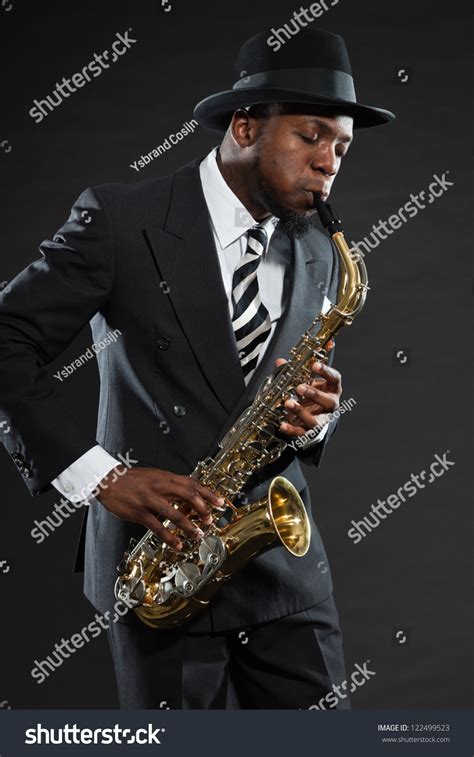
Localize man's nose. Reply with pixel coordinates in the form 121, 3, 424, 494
311, 148, 338, 177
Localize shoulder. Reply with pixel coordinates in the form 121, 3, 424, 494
87, 155, 203, 225
91, 172, 174, 214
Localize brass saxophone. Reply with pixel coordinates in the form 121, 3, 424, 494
115, 200, 368, 628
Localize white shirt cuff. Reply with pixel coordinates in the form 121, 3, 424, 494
51, 445, 120, 503
309, 422, 329, 444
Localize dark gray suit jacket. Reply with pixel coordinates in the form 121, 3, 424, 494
0, 154, 341, 632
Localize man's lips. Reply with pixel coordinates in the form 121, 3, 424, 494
278, 189, 330, 214
304, 189, 329, 204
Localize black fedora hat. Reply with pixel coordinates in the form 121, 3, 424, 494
194, 28, 395, 132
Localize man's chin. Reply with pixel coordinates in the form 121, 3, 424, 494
275, 208, 313, 238
258, 186, 314, 238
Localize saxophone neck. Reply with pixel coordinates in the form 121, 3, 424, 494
314, 198, 368, 319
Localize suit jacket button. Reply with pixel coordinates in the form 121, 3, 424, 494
157, 337, 171, 350
173, 405, 186, 417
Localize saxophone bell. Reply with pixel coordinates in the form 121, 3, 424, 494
263, 476, 311, 558
126, 475, 310, 629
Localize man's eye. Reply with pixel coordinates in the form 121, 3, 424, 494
300, 134, 318, 144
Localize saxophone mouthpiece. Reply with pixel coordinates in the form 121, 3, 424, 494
314, 198, 343, 236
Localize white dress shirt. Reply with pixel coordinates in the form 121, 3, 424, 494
199, 146, 285, 370
52, 147, 327, 502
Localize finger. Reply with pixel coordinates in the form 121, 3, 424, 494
171, 482, 220, 524
279, 420, 307, 437
172, 485, 212, 523
141, 512, 183, 550
168, 505, 208, 539
290, 388, 338, 413
311, 361, 342, 391
275, 358, 287, 368
280, 413, 331, 438
284, 410, 299, 424
183, 478, 226, 509
284, 401, 331, 430
169, 477, 225, 512
284, 402, 320, 425
150, 497, 207, 539
307, 379, 326, 391
293, 383, 325, 412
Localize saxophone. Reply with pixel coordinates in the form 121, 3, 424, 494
115, 199, 368, 628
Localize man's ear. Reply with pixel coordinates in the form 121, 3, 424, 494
230, 108, 259, 147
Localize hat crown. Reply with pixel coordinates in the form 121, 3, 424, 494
234, 28, 353, 80
194, 26, 396, 132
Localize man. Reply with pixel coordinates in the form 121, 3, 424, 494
0, 28, 394, 708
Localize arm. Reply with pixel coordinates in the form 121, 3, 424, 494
0, 186, 228, 547
0, 186, 115, 494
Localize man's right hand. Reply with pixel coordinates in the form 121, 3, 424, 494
95, 466, 226, 550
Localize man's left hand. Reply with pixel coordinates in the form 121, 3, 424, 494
274, 358, 343, 438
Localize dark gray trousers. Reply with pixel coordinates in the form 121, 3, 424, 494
107, 593, 350, 710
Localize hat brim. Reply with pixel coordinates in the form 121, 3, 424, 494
194, 88, 395, 132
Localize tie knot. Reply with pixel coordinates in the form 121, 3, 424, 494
247, 225, 268, 257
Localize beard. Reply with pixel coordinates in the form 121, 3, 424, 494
255, 159, 313, 239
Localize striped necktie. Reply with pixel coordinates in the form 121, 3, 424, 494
231, 224, 272, 383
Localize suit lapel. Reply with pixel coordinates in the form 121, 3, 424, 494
145, 157, 246, 416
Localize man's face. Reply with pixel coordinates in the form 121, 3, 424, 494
250, 107, 353, 235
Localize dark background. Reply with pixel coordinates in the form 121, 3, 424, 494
0, 0, 472, 710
